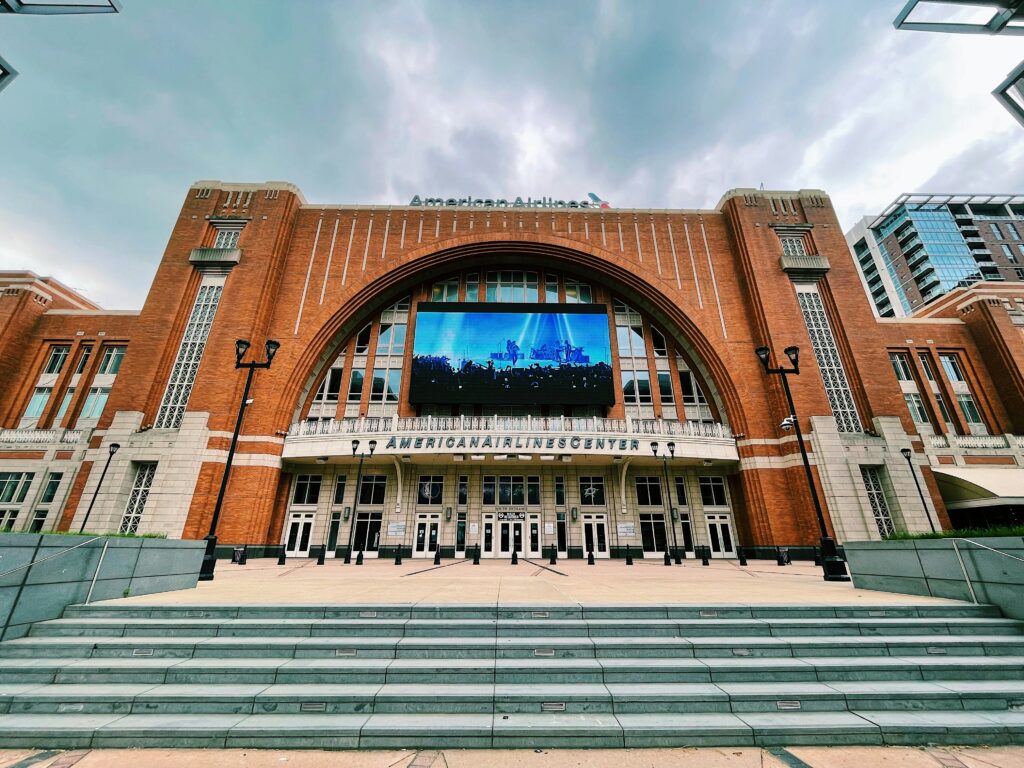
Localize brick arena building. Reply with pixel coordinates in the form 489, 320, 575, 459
2, 182, 1022, 561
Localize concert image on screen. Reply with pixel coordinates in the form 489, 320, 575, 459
409, 303, 614, 405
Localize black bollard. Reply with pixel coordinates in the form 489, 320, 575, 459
473, 544, 481, 565
701, 546, 710, 566
776, 547, 786, 567
277, 546, 286, 566
549, 545, 557, 565
239, 546, 248, 566
343, 547, 352, 565
511, 550, 519, 565
737, 547, 748, 567
356, 550, 364, 565
315, 545, 326, 566
394, 547, 403, 565
680, 547, 687, 560
813, 546, 822, 566
673, 547, 682, 566
663, 550, 671, 566
433, 548, 441, 566
625, 545, 633, 566
587, 550, 595, 565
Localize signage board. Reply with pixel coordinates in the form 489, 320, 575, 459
496, 511, 526, 521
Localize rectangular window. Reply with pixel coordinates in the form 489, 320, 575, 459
989, 222, 1002, 239
1002, 244, 1016, 261
679, 371, 708, 405
860, 466, 895, 538
564, 279, 592, 304
699, 476, 728, 507
796, 286, 863, 433
918, 352, 936, 381
674, 477, 688, 507
527, 476, 541, 506
40, 472, 62, 504
97, 346, 126, 375
904, 393, 930, 424
457, 475, 468, 506
118, 463, 157, 535
24, 387, 51, 418
417, 475, 444, 505
482, 475, 496, 505
544, 274, 559, 302
333, 476, 347, 505
465, 273, 479, 302
0, 473, 34, 504
56, 388, 75, 419
75, 346, 92, 374
79, 387, 110, 420
554, 476, 566, 506
621, 371, 652, 404
1007, 223, 1020, 241
44, 345, 70, 375
650, 327, 668, 357
935, 392, 953, 424
376, 322, 407, 355
0, 510, 18, 532
635, 476, 663, 506
347, 368, 365, 402
780, 236, 807, 257
292, 475, 322, 505
957, 394, 985, 426
579, 476, 605, 506
657, 372, 674, 404
359, 475, 387, 505
485, 270, 539, 302
214, 228, 241, 249
354, 325, 372, 355
29, 509, 47, 533
314, 368, 344, 403
889, 352, 914, 382
1016, 268, 1024, 281
616, 324, 645, 357
939, 353, 966, 383
370, 369, 400, 402
155, 282, 223, 429
431, 278, 460, 302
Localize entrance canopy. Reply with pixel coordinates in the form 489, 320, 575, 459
933, 466, 1024, 509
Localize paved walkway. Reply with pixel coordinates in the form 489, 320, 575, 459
107, 557, 961, 607
0, 746, 1021, 767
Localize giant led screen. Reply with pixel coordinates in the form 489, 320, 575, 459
409, 303, 614, 405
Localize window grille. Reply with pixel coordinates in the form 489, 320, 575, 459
780, 236, 807, 257
860, 466, 895, 538
119, 463, 157, 535
214, 228, 240, 249
796, 287, 863, 433
154, 282, 223, 429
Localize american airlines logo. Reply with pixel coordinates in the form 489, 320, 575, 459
409, 193, 611, 210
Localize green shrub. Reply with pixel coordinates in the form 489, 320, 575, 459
884, 525, 1024, 541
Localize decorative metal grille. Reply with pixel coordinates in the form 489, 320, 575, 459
118, 463, 157, 535
214, 228, 240, 249
154, 283, 223, 429
860, 466, 895, 538
796, 288, 863, 433
780, 236, 807, 257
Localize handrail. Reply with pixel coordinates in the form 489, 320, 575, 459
949, 537, 1024, 605
0, 536, 102, 580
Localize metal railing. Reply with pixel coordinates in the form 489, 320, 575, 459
949, 537, 1024, 605
288, 415, 734, 441
0, 536, 110, 605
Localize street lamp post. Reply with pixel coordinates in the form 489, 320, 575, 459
199, 338, 280, 582
755, 345, 850, 582
78, 442, 120, 533
900, 447, 937, 533
652, 441, 682, 564
344, 439, 376, 564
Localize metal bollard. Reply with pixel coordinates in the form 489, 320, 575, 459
433, 549, 441, 566
776, 547, 786, 566
394, 547, 403, 566
473, 544, 481, 565
625, 545, 633, 566
813, 546, 822, 566
315, 545, 326, 566
737, 547, 748, 567
587, 550, 595, 565
549, 545, 557, 565
663, 550, 671, 566
356, 550, 364, 565
511, 550, 518, 565
277, 546, 287, 566
701, 546, 710, 566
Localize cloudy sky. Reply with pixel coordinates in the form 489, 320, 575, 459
1, 1, 1021, 309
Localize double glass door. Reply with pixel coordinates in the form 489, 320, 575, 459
639, 513, 668, 554
705, 513, 736, 557
482, 514, 541, 558
352, 512, 382, 556
414, 514, 440, 557
582, 514, 609, 558
285, 512, 314, 557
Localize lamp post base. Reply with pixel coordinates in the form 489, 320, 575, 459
198, 535, 218, 582
818, 536, 851, 582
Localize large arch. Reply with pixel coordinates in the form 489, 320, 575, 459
271, 234, 750, 435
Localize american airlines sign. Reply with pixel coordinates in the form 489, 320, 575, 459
409, 193, 611, 210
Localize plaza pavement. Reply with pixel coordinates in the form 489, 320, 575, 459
104, 556, 962, 607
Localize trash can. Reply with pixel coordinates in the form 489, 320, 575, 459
231, 546, 246, 565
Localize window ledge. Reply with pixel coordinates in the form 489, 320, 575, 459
189, 247, 241, 268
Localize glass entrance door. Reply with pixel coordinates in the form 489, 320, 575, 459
639, 513, 668, 555
705, 513, 736, 558
582, 514, 609, 558
285, 512, 314, 557
414, 514, 440, 557
353, 511, 382, 557
499, 521, 524, 557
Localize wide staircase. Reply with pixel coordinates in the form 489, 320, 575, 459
0, 602, 1021, 749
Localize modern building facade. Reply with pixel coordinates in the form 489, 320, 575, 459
846, 194, 1024, 317
2, 182, 1023, 562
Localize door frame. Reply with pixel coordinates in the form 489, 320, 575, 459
284, 512, 315, 557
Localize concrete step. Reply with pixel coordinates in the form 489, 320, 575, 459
5, 680, 1024, 716
3, 633, 1021, 659
60, 603, 1005, 620
29, 616, 1024, 639
0, 710, 1019, 749
2, 655, 1023, 686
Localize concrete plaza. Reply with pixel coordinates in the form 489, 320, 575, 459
106, 556, 961, 608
